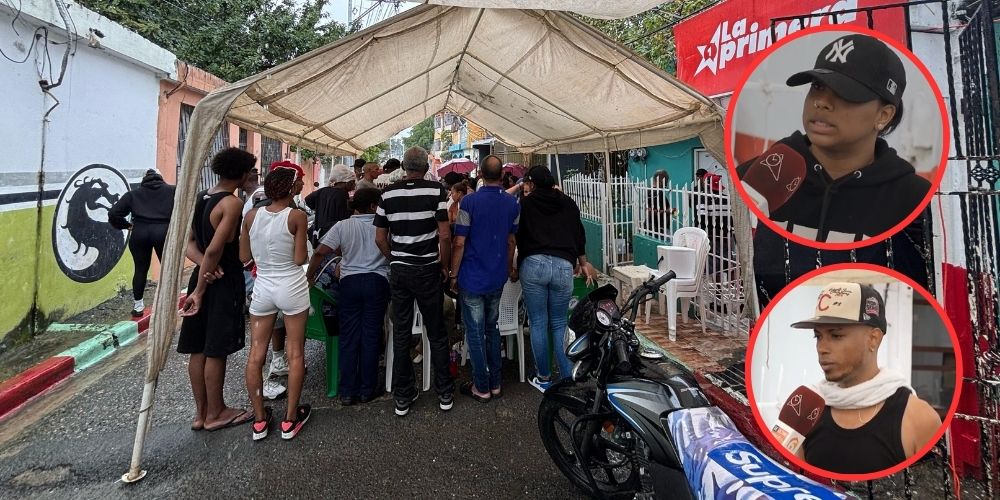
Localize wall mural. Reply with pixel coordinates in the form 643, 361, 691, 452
52, 164, 130, 283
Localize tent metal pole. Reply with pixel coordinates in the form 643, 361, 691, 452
602, 135, 613, 272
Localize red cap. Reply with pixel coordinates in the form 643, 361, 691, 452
271, 160, 304, 180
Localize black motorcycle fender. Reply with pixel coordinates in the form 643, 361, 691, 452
605, 379, 689, 470
541, 379, 592, 411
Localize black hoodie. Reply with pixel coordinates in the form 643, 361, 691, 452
737, 131, 930, 243
516, 188, 586, 266
739, 132, 932, 305
108, 173, 176, 230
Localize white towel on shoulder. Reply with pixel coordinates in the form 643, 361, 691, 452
813, 368, 912, 409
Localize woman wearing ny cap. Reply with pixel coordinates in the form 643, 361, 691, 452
737, 33, 930, 243
738, 33, 932, 307
789, 282, 940, 474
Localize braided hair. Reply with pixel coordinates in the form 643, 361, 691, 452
264, 167, 296, 201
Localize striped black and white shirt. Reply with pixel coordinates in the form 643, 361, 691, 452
374, 178, 449, 266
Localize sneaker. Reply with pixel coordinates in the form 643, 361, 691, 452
395, 392, 419, 417
412, 353, 423, 364
439, 392, 454, 411
252, 407, 272, 441
262, 378, 287, 400
269, 351, 289, 377
529, 376, 553, 393
280, 404, 311, 440
130, 308, 144, 318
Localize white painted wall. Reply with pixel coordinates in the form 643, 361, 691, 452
0, 1, 175, 212
750, 278, 914, 429
731, 30, 944, 173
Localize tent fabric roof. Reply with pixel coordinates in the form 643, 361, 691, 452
200, 5, 724, 158
423, 0, 666, 20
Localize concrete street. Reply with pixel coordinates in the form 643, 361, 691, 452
0, 335, 581, 499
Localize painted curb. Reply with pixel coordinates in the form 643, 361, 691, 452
58, 321, 140, 373
0, 292, 189, 420
0, 356, 75, 417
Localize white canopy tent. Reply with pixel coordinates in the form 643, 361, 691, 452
125, 4, 749, 482
423, 0, 667, 20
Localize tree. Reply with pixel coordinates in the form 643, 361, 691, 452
580, 1, 719, 73
76, 0, 347, 82
402, 117, 434, 152
361, 142, 389, 163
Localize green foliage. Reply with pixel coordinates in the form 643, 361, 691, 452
579, 1, 719, 74
402, 117, 434, 152
361, 143, 389, 163
76, 0, 347, 82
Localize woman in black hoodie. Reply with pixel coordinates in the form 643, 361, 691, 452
109, 169, 176, 316
736, 34, 932, 303
515, 166, 597, 392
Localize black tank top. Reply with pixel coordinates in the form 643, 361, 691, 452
193, 190, 242, 271
804, 386, 910, 474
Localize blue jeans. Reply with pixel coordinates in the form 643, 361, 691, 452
460, 289, 503, 393
520, 254, 574, 380
337, 273, 390, 398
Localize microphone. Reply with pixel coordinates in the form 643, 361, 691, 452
771, 386, 825, 455
739, 143, 807, 216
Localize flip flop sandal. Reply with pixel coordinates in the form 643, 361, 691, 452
205, 409, 253, 432
460, 382, 491, 403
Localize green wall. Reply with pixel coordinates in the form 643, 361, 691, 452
0, 206, 133, 345
633, 233, 669, 269
627, 137, 703, 185
582, 219, 604, 271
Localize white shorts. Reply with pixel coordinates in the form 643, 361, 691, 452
249, 273, 310, 317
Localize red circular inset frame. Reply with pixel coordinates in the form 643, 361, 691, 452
723, 25, 950, 251
744, 262, 963, 482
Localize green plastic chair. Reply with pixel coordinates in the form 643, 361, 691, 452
306, 285, 339, 398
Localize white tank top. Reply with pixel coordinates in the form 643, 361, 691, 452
249, 207, 302, 280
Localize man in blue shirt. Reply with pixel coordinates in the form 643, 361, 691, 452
449, 155, 520, 402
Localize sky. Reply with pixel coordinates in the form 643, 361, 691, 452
323, 1, 418, 28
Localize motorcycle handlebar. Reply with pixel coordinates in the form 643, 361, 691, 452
649, 270, 677, 290
612, 339, 631, 373
626, 270, 677, 322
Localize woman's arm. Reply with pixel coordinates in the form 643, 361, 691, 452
239, 209, 256, 265
291, 209, 309, 266
107, 192, 133, 230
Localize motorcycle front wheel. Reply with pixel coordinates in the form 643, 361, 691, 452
538, 390, 641, 499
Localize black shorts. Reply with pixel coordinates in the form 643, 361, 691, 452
177, 265, 247, 358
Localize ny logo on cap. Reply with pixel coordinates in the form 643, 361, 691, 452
887, 79, 898, 95
825, 39, 855, 64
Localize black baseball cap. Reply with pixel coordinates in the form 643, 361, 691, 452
787, 34, 906, 106
790, 282, 888, 333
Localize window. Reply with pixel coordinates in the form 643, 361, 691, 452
261, 136, 282, 174
239, 128, 248, 150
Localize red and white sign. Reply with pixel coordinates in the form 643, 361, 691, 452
673, 0, 906, 97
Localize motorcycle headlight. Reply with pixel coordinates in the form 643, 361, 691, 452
567, 331, 590, 359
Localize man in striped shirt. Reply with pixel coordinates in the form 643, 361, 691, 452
375, 147, 454, 416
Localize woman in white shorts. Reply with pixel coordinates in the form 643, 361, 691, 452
240, 166, 311, 441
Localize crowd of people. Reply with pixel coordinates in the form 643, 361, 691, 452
144, 145, 597, 440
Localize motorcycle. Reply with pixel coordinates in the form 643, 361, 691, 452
538, 272, 844, 500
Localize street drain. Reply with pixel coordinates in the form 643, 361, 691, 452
10, 465, 72, 487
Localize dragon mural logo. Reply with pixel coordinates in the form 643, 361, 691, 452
52, 164, 130, 283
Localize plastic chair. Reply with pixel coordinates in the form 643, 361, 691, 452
644, 227, 710, 341
459, 280, 527, 383
385, 299, 432, 393
305, 286, 339, 398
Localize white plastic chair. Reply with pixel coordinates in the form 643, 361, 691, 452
460, 280, 527, 383
644, 227, 710, 341
385, 299, 432, 392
